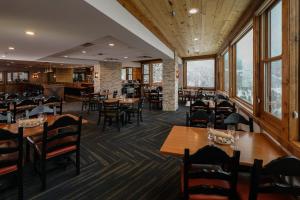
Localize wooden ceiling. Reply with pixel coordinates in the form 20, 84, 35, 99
118, 0, 253, 57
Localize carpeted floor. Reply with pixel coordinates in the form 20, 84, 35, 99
1, 102, 188, 200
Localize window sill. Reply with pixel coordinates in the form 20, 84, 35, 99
230, 97, 253, 116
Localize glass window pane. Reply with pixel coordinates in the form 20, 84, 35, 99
128, 75, 133, 81
152, 63, 163, 83
121, 68, 126, 80
264, 60, 282, 119
269, 1, 282, 57
13, 72, 18, 81
236, 29, 253, 104
187, 59, 215, 88
143, 75, 149, 84
0, 72, 3, 82
128, 68, 133, 74
224, 52, 229, 92
143, 64, 149, 74
7, 72, 11, 82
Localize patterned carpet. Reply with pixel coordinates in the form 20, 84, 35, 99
1, 102, 188, 200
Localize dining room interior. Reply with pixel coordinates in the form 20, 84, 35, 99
0, 0, 300, 199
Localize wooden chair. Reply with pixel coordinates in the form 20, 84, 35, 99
0, 127, 23, 200
183, 146, 240, 200
248, 157, 300, 200
186, 110, 210, 128
102, 100, 125, 132
125, 97, 145, 126
43, 96, 63, 115
113, 90, 118, 98
214, 100, 235, 128
80, 92, 89, 112
33, 115, 82, 190
190, 100, 209, 114
224, 113, 254, 132
13, 99, 37, 121
149, 92, 162, 110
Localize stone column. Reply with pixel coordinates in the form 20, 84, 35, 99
99, 61, 122, 93
162, 54, 179, 111
93, 64, 101, 93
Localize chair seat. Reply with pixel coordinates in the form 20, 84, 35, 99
35, 135, 77, 159
237, 173, 295, 200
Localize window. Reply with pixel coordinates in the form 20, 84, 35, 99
127, 68, 133, 81
186, 59, 215, 88
263, 0, 282, 119
7, 72, 29, 83
0, 72, 3, 83
152, 63, 163, 83
143, 64, 150, 84
235, 29, 254, 104
121, 68, 126, 80
224, 52, 229, 92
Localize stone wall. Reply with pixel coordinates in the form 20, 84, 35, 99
93, 64, 101, 93
99, 61, 122, 93
162, 57, 179, 111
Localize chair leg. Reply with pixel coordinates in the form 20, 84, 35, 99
140, 111, 143, 122
137, 111, 140, 126
18, 168, 23, 200
41, 159, 46, 191
25, 141, 30, 162
117, 116, 120, 132
102, 116, 106, 131
76, 149, 80, 175
97, 110, 101, 125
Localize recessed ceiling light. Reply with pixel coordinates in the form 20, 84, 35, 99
25, 31, 35, 36
194, 38, 199, 41
108, 43, 115, 47
189, 8, 199, 15
82, 50, 86, 54
195, 49, 200, 52
8, 46, 15, 50
124, 56, 128, 59
1, 55, 6, 58
64, 55, 68, 58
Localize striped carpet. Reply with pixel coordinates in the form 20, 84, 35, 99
1, 102, 188, 200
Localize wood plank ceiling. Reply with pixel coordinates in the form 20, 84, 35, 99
118, 0, 252, 57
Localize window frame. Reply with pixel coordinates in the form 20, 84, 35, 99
223, 50, 230, 94
231, 23, 254, 110
7, 71, 29, 83
126, 67, 133, 81
258, 0, 287, 131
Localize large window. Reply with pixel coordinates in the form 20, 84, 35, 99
152, 63, 163, 83
186, 59, 215, 88
263, 0, 282, 119
127, 68, 133, 81
143, 64, 150, 84
0, 72, 3, 83
7, 72, 29, 83
235, 29, 253, 104
121, 68, 126, 80
224, 52, 229, 92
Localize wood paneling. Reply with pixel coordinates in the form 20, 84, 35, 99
118, 0, 253, 57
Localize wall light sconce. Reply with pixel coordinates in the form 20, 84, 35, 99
94, 72, 99, 79
32, 73, 39, 79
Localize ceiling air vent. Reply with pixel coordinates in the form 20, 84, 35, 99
81, 42, 94, 47
98, 53, 104, 56
105, 57, 119, 61
137, 56, 152, 59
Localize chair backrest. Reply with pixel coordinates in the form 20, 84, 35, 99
215, 100, 235, 115
0, 102, 9, 111
190, 100, 209, 113
224, 113, 254, 132
42, 115, 82, 159
113, 90, 118, 98
187, 110, 210, 127
0, 127, 23, 173
149, 92, 160, 101
103, 100, 120, 114
0, 113, 11, 123
28, 105, 54, 117
249, 157, 300, 200
13, 99, 37, 118
183, 146, 240, 200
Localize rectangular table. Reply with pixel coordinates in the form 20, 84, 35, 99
0, 114, 88, 137
105, 98, 140, 105
160, 126, 286, 166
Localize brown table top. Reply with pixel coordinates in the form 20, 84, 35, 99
0, 114, 88, 137
185, 100, 215, 108
105, 98, 139, 105
160, 126, 286, 166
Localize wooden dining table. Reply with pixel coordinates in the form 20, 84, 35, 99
0, 114, 88, 137
105, 98, 140, 105
160, 126, 286, 166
